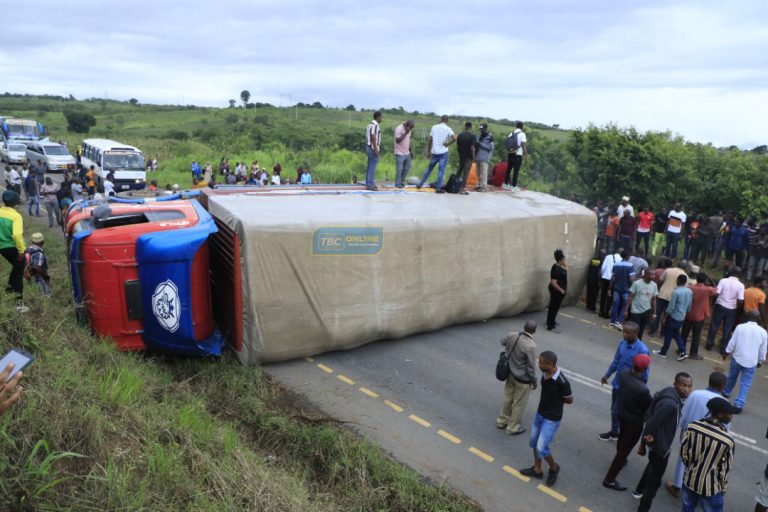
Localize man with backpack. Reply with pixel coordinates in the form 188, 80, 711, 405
506, 121, 528, 191
474, 123, 494, 192
496, 320, 538, 436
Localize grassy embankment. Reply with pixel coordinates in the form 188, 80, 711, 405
1, 96, 566, 192
0, 215, 479, 510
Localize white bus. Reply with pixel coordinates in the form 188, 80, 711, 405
81, 138, 146, 191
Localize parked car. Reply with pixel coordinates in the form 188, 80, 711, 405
0, 141, 27, 164
25, 141, 75, 172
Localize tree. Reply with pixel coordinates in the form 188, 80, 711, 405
311, 101, 323, 109
345, 104, 356, 111
63, 109, 97, 134
240, 90, 251, 108
228, 99, 237, 109
128, 98, 139, 105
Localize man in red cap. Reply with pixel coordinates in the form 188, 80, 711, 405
602, 353, 653, 491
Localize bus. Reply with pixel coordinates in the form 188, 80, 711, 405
0, 116, 46, 143
81, 138, 146, 191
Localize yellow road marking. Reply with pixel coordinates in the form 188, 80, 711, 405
537, 484, 567, 503
409, 414, 431, 428
337, 374, 355, 385
437, 429, 461, 444
579, 507, 593, 512
502, 464, 530, 482
579, 318, 593, 324
359, 387, 379, 398
304, 356, 314, 362
561, 313, 576, 319
468, 447, 494, 462
316, 363, 333, 373
384, 400, 404, 413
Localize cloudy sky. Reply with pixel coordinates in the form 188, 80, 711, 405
1, 0, 766, 147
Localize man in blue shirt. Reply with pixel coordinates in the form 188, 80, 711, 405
655, 274, 693, 360
599, 321, 650, 441
727, 219, 750, 269
610, 250, 636, 329
665, 371, 729, 498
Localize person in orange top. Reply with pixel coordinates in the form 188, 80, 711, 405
148, 179, 158, 192
604, 209, 619, 254
85, 165, 97, 196
682, 273, 718, 360
743, 277, 766, 328
635, 206, 654, 257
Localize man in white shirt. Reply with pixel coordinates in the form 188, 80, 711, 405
722, 309, 767, 410
664, 203, 687, 259
8, 166, 22, 196
705, 268, 745, 353
599, 251, 622, 318
365, 111, 382, 191
506, 121, 529, 190
616, 196, 634, 219
417, 115, 456, 193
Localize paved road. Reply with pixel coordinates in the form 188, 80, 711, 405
266, 305, 768, 512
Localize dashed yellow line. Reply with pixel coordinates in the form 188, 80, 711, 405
537, 484, 567, 503
503, 464, 530, 482
579, 507, 593, 512
384, 400, 404, 413
316, 363, 333, 373
579, 318, 593, 324
468, 446, 494, 463
359, 387, 379, 398
561, 313, 576, 319
437, 429, 461, 444
409, 414, 431, 428
304, 357, 314, 362
337, 374, 355, 385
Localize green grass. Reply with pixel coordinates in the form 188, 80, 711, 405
0, 217, 480, 511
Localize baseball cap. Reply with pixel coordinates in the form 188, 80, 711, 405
632, 354, 651, 370
479, 123, 488, 129
707, 397, 742, 415
2, 189, 19, 205
30, 232, 44, 244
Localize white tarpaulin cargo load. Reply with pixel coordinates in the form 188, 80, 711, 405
206, 190, 595, 364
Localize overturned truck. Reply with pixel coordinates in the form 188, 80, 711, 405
202, 188, 596, 364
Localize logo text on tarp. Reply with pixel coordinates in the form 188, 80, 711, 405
313, 227, 383, 255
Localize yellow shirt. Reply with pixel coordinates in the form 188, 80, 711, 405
0, 206, 25, 252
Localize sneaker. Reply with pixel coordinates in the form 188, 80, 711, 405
519, 466, 544, 479
632, 490, 643, 499
505, 427, 526, 436
613, 322, 623, 330
511, 186, 521, 192
546, 466, 559, 486
416, 185, 422, 190
676, 352, 688, 362
652, 349, 667, 358
597, 431, 618, 441
603, 480, 627, 491
435, 189, 445, 194
689, 354, 703, 360
16, 303, 29, 313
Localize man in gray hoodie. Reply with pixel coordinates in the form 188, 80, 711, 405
496, 320, 538, 435
633, 372, 693, 512
474, 123, 495, 192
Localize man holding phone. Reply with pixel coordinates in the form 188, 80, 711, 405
0, 363, 24, 415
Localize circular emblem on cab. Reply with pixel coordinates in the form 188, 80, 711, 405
152, 280, 181, 333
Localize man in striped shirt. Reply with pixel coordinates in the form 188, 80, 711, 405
364, 111, 382, 191
680, 397, 738, 511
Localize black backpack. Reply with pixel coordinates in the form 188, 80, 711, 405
506, 131, 520, 152
444, 173, 461, 194
495, 334, 522, 381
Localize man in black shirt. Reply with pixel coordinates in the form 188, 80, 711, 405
455, 122, 476, 193
652, 207, 668, 257
520, 351, 573, 487
602, 354, 653, 491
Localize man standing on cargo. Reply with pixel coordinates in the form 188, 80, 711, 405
455, 122, 476, 192
365, 111, 382, 191
474, 123, 494, 192
0, 190, 27, 312
393, 120, 414, 189
417, 115, 456, 193
496, 320, 538, 436
506, 121, 528, 190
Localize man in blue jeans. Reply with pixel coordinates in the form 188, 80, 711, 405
364, 111, 382, 191
417, 115, 456, 193
520, 351, 573, 487
599, 322, 650, 441
706, 268, 745, 353
610, 250, 635, 329
722, 309, 767, 411
654, 274, 693, 361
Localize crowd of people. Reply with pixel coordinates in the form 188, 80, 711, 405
189, 159, 319, 189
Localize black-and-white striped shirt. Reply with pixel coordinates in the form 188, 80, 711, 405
681, 418, 734, 497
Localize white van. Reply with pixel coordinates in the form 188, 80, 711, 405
25, 141, 76, 172
80, 138, 146, 190
0, 141, 27, 164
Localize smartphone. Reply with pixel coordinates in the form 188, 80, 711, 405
0, 348, 35, 383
